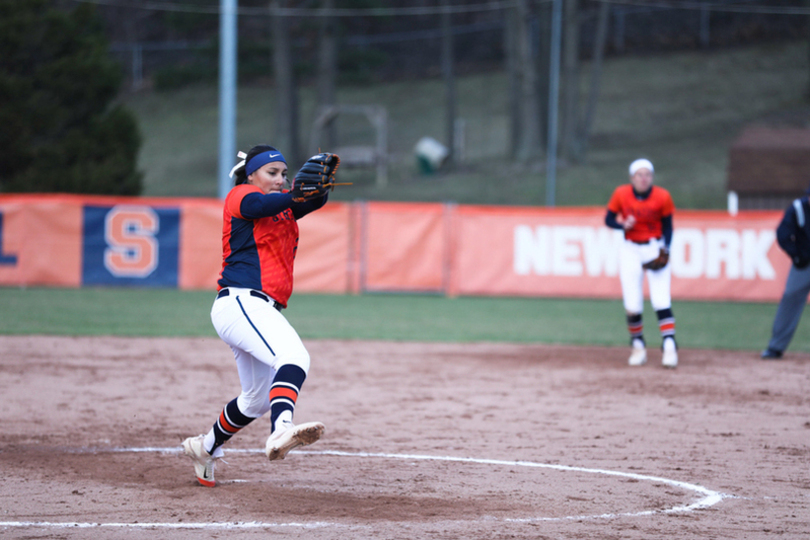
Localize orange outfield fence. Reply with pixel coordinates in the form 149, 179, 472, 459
0, 194, 791, 302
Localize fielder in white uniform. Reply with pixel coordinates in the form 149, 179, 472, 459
605, 159, 678, 368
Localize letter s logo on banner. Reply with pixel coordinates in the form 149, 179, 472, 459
104, 206, 159, 277
82, 205, 179, 287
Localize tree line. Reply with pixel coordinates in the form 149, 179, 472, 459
103, 0, 806, 169
1, 0, 807, 194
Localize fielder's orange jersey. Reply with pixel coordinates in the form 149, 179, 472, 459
607, 184, 674, 243
217, 184, 298, 307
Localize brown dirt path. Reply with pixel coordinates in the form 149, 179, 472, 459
1, 336, 808, 539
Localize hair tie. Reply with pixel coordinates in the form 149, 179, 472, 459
228, 151, 248, 179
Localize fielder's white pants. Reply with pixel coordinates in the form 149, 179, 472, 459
210, 288, 310, 418
619, 239, 672, 314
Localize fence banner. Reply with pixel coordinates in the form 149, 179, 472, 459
295, 202, 354, 294
0, 196, 83, 288
177, 200, 222, 290
669, 210, 786, 301
0, 195, 790, 302
362, 202, 448, 293
449, 206, 787, 302
450, 206, 623, 298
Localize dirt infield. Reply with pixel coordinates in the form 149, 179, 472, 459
1, 336, 808, 539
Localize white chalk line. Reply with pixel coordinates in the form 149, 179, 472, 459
2, 446, 731, 530
298, 450, 729, 523
0, 520, 335, 530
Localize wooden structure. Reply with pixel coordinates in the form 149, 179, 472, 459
727, 126, 810, 210
309, 105, 388, 188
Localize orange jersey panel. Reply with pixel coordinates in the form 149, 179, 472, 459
218, 184, 299, 306
607, 185, 674, 243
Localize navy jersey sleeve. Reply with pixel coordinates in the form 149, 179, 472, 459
239, 192, 294, 220
661, 215, 673, 248
605, 210, 623, 230
291, 192, 328, 220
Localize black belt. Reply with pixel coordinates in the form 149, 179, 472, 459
217, 288, 283, 311
630, 237, 660, 245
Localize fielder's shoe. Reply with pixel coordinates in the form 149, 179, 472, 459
628, 341, 647, 366
760, 348, 783, 360
265, 421, 325, 461
182, 435, 223, 487
662, 337, 678, 369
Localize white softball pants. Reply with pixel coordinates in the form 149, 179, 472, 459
210, 288, 310, 418
619, 239, 672, 314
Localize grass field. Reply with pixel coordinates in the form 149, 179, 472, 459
2, 286, 807, 353
123, 40, 808, 209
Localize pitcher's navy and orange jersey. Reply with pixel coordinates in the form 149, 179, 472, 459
217, 184, 298, 306
607, 185, 675, 243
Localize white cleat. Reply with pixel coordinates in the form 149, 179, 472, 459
662, 348, 678, 368
628, 347, 647, 366
265, 421, 325, 461
662, 337, 678, 369
182, 435, 223, 487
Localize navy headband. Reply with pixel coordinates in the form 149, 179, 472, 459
245, 150, 287, 176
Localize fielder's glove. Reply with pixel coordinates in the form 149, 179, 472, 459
291, 153, 341, 202
642, 248, 669, 271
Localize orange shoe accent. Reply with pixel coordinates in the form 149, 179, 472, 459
197, 476, 216, 488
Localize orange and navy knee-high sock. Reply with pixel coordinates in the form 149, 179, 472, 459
269, 364, 306, 432
209, 398, 256, 453
627, 313, 644, 344
656, 308, 676, 342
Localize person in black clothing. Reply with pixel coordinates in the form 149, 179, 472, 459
761, 189, 810, 359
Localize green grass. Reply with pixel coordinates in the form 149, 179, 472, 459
123, 40, 809, 209
1, 287, 805, 352
0, 287, 217, 337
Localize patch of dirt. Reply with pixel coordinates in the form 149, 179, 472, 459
1, 336, 808, 539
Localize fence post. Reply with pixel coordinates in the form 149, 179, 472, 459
132, 44, 143, 91
613, 8, 625, 53
700, 6, 710, 48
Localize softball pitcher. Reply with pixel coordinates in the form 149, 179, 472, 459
182, 144, 339, 487
605, 158, 678, 368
